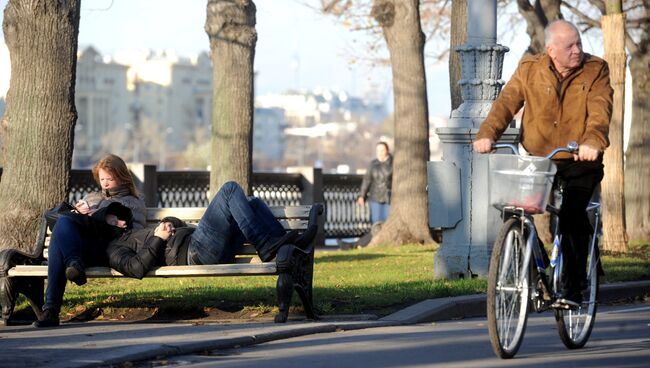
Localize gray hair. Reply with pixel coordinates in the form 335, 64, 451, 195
544, 20, 580, 47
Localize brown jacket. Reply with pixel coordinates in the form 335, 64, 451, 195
476, 53, 613, 159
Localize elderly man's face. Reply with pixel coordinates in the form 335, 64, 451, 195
547, 25, 584, 73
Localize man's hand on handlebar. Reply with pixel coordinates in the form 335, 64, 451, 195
576, 144, 599, 162
473, 138, 494, 153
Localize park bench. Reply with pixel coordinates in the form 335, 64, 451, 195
0, 203, 323, 325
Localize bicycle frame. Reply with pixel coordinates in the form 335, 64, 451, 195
487, 141, 601, 357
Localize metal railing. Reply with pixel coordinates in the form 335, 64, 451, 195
62, 167, 370, 239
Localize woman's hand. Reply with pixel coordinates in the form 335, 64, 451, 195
154, 222, 174, 241
75, 200, 91, 214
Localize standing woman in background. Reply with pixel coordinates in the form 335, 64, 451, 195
357, 141, 393, 225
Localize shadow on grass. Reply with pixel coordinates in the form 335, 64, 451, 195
315, 253, 389, 263
13, 276, 486, 323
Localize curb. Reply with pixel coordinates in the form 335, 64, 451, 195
92, 280, 649, 367
94, 320, 396, 368
380, 279, 650, 324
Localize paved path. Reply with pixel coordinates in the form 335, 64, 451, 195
0, 280, 647, 368
157, 303, 650, 368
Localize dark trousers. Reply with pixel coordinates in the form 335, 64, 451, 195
187, 181, 286, 265
44, 216, 104, 311
555, 159, 604, 293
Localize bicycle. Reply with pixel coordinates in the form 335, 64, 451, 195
485, 141, 602, 359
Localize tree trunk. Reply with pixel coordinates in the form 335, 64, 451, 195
205, 0, 256, 195
449, 0, 467, 111
515, 0, 562, 55
625, 52, 650, 240
600, 8, 628, 252
369, 0, 433, 246
0, 0, 80, 252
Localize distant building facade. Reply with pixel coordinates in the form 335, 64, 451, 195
115, 49, 213, 155
73, 46, 130, 167
70, 46, 389, 171
253, 107, 287, 170
255, 89, 387, 128
72, 47, 213, 167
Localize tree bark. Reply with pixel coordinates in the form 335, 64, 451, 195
205, 0, 256, 195
449, 0, 467, 111
600, 7, 628, 252
515, 0, 562, 55
0, 0, 80, 252
626, 52, 650, 240
369, 0, 433, 246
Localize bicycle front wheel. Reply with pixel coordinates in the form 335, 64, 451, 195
487, 217, 531, 359
555, 236, 600, 349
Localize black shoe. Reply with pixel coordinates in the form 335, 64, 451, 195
65, 260, 87, 286
257, 230, 299, 262
32, 308, 60, 328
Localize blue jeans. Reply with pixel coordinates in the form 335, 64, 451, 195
44, 216, 98, 311
369, 201, 390, 224
187, 181, 285, 265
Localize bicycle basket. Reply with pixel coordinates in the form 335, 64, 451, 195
488, 154, 557, 214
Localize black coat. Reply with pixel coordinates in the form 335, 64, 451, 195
55, 202, 134, 267
106, 228, 166, 279
358, 154, 393, 204
106, 226, 195, 279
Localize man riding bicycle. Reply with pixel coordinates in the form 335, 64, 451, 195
473, 20, 613, 308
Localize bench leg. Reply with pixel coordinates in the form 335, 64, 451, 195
293, 250, 317, 320
0, 248, 46, 325
0, 275, 17, 325
275, 245, 294, 323
0, 276, 44, 326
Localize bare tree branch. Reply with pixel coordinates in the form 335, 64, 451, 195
627, 17, 650, 28
562, 1, 601, 29
585, 0, 606, 14
626, 32, 640, 54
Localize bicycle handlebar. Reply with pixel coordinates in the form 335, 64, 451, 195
491, 141, 579, 159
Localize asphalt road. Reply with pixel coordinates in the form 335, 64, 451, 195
151, 302, 650, 368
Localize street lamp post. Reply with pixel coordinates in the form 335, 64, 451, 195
428, 1, 518, 279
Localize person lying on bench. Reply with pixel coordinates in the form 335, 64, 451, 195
106, 181, 318, 279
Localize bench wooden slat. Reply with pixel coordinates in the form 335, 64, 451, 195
9, 263, 278, 278
43, 242, 284, 260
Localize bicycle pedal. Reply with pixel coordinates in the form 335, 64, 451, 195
551, 298, 580, 310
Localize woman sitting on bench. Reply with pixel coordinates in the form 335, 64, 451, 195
106, 181, 317, 279
33, 154, 146, 328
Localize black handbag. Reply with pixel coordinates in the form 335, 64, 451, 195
43, 202, 77, 229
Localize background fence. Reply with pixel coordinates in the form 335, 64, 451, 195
62, 165, 371, 239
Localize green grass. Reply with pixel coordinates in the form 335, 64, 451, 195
13, 242, 650, 319
601, 240, 650, 283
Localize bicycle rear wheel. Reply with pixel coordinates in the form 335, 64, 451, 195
555, 235, 599, 349
487, 217, 531, 359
